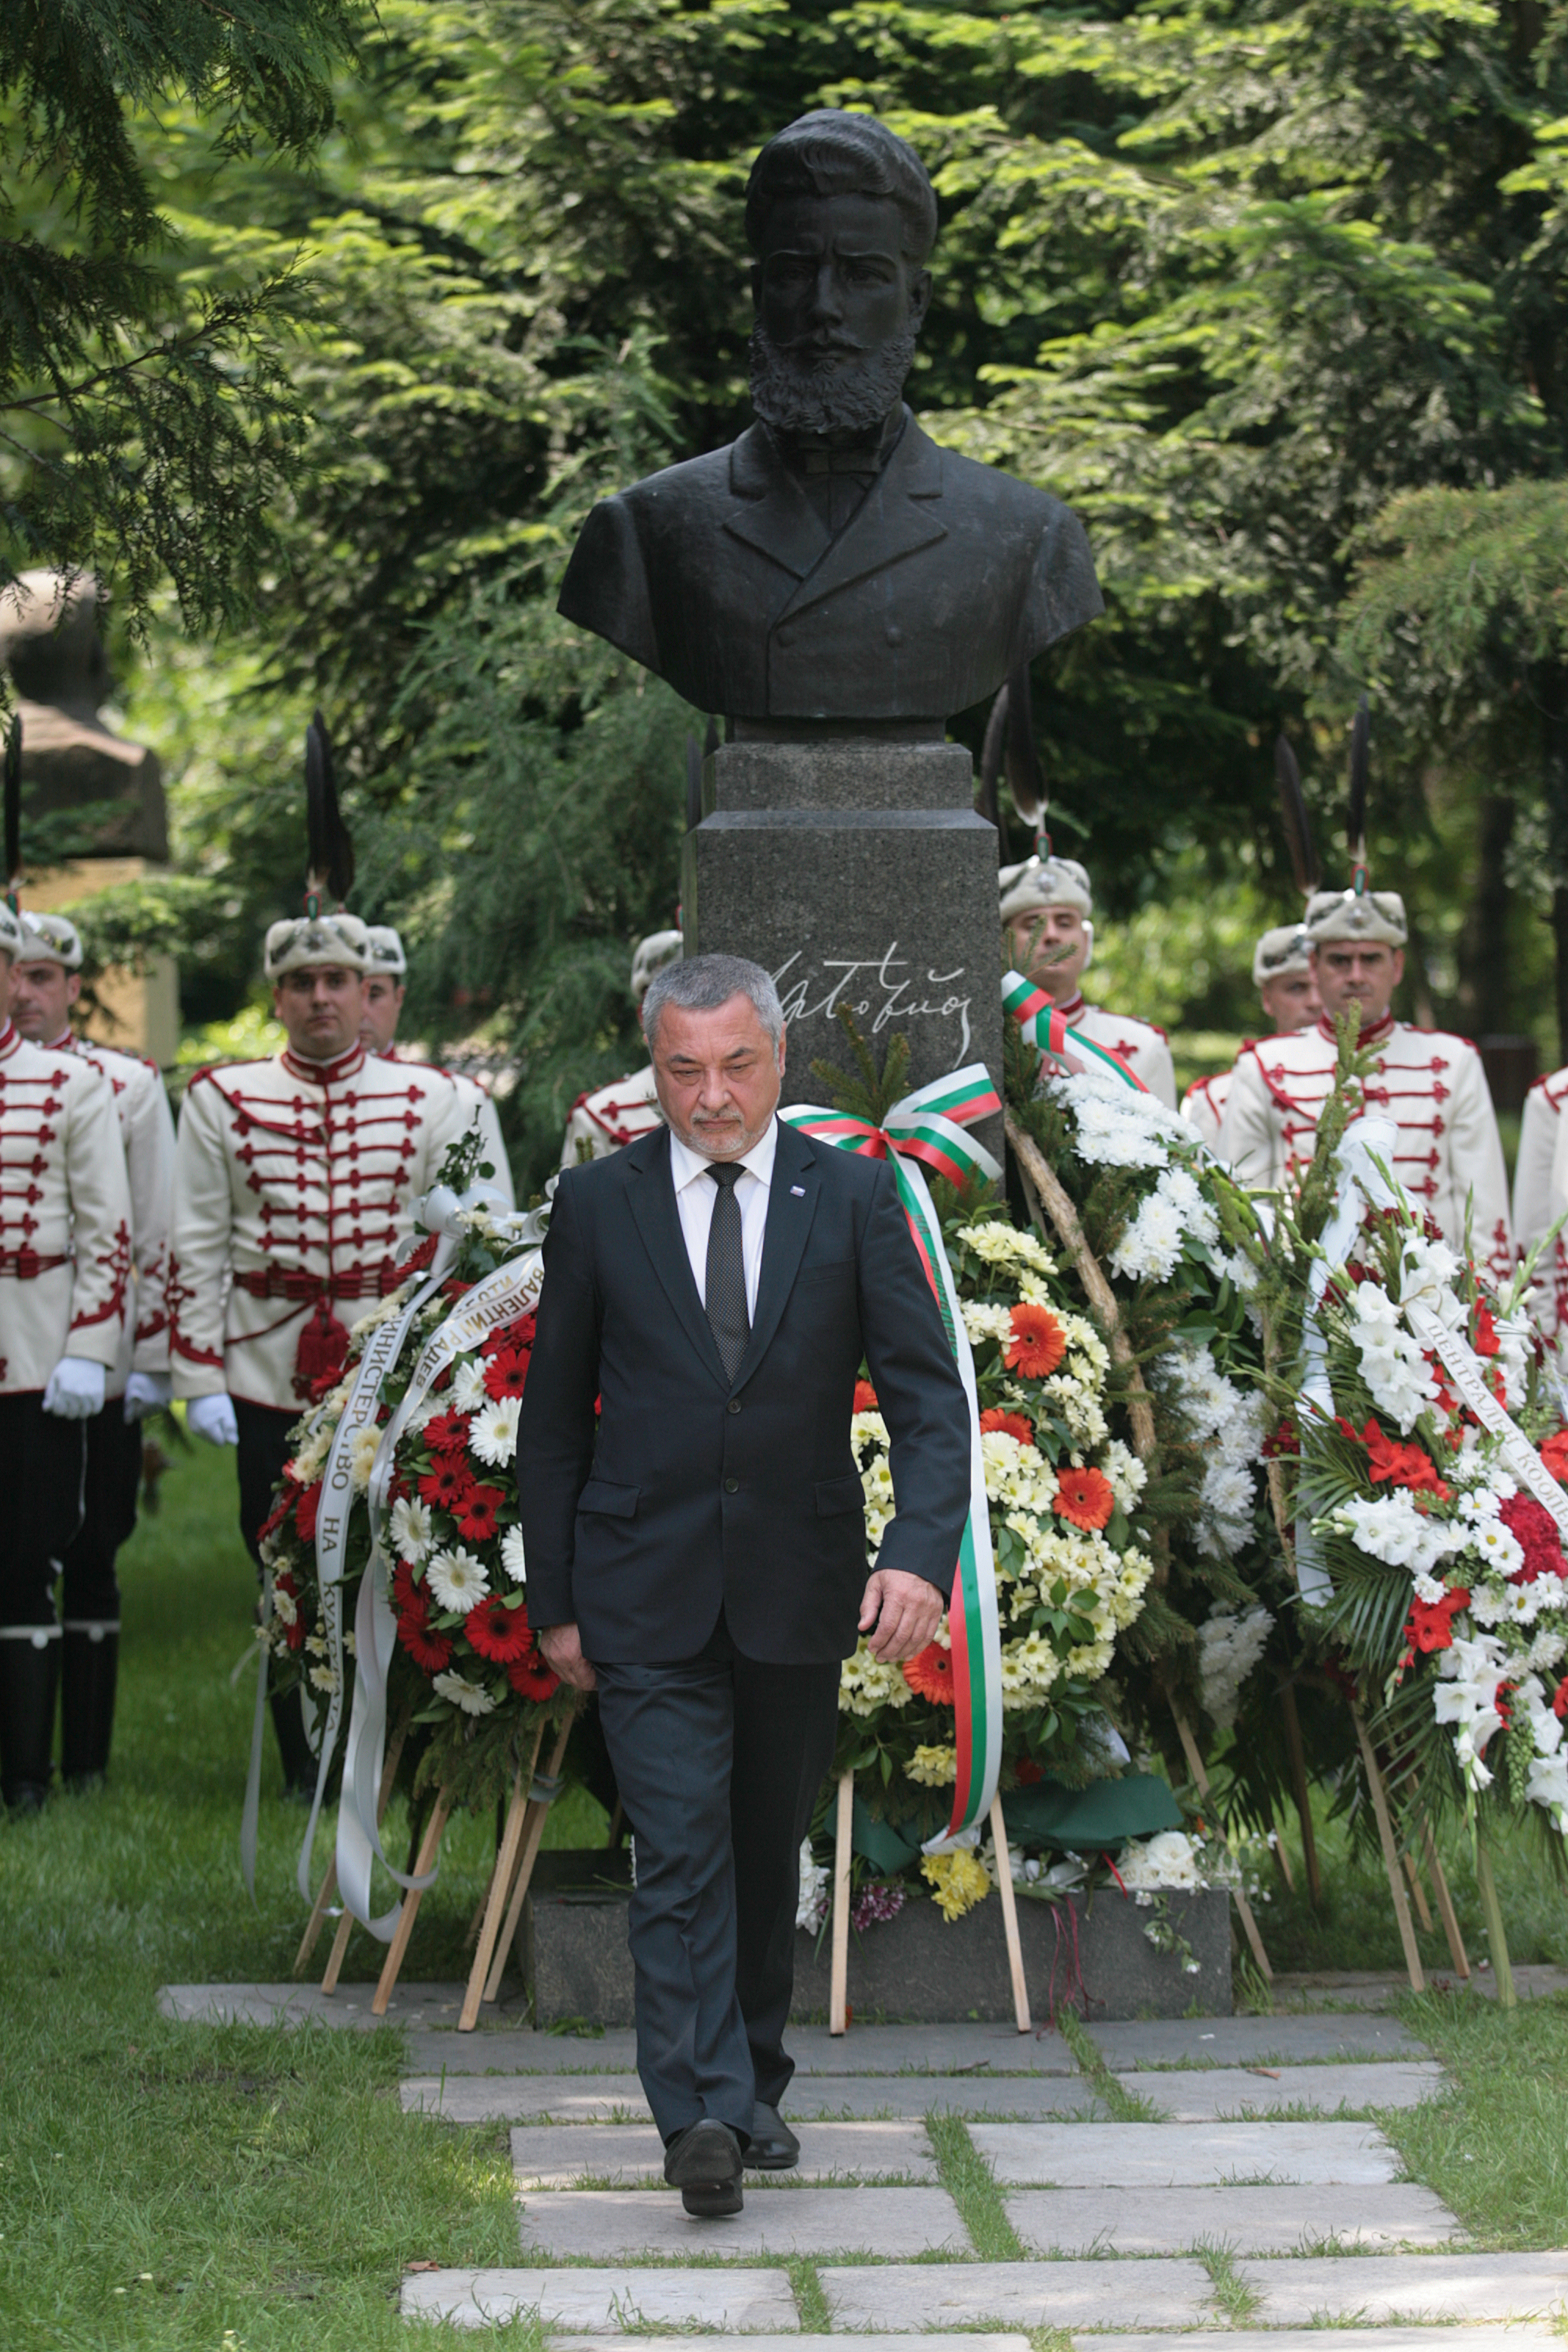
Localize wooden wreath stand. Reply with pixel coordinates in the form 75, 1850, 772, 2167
295, 1699, 580, 2018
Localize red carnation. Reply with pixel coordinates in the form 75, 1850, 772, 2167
1362, 1421, 1451, 1500
424, 1410, 471, 1454
1406, 1589, 1470, 1653
1262, 1419, 1300, 1459
903, 1642, 956, 1705
980, 1407, 1035, 1446
506, 1651, 561, 1701
483, 1349, 530, 1401
464, 1592, 538, 1664
295, 1480, 321, 1543
395, 1581, 453, 1674
1540, 1430, 1568, 1486
419, 1454, 475, 1512
1498, 1492, 1567, 1584
457, 1484, 507, 1543
853, 1379, 879, 1414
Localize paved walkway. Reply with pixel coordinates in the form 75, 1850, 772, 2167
161, 1988, 1568, 2339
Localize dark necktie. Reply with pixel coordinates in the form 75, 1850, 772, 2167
704, 1161, 750, 1382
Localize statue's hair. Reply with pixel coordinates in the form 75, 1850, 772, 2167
745, 111, 938, 263
642, 952, 784, 1052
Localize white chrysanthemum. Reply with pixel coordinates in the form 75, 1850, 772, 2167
1109, 1192, 1184, 1283
961, 1301, 1016, 1349
308, 1662, 339, 1693
499, 1526, 527, 1585
272, 1583, 297, 1626
1102, 1439, 1147, 1512
350, 1291, 405, 1341
425, 1546, 490, 1612
432, 1670, 497, 1717
470, 1396, 520, 1467
287, 1433, 330, 1487
349, 1424, 381, 1494
391, 1496, 433, 1565
1197, 1603, 1273, 1730
452, 1359, 488, 1413
838, 1641, 916, 1717
1119, 1830, 1202, 1891
958, 1221, 1057, 1277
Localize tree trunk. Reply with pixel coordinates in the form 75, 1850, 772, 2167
1540, 661, 1568, 1066
1458, 794, 1515, 1036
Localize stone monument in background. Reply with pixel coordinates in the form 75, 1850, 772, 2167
557, 111, 1102, 1122
0, 570, 178, 1064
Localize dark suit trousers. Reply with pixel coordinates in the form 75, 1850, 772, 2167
594, 1613, 839, 2143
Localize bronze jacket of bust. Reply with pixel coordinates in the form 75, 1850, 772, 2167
557, 407, 1103, 724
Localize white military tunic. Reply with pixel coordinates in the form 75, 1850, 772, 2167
380, 1050, 515, 1209
1218, 1013, 1514, 1285
560, 1065, 663, 1166
170, 1040, 472, 1410
1055, 993, 1177, 1110
0, 1018, 131, 1393
46, 1033, 174, 1396
1181, 1069, 1232, 1152
1513, 1068, 1568, 1330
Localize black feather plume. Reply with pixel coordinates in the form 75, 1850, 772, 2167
685, 732, 702, 834
1005, 657, 1046, 826
1273, 733, 1320, 900
4, 714, 20, 899
978, 683, 1006, 829
1348, 694, 1370, 885
304, 710, 355, 906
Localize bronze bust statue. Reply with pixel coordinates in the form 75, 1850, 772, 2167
557, 111, 1102, 729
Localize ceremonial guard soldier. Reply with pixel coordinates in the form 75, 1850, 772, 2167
0, 899, 132, 1811
170, 722, 476, 1791
7, 912, 175, 1784
359, 923, 516, 1206
1182, 924, 1321, 1151
1512, 1069, 1568, 1335
560, 928, 682, 1166
1000, 854, 1177, 1106
1218, 888, 1514, 1283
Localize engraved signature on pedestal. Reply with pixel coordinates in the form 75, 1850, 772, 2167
771, 944, 972, 1067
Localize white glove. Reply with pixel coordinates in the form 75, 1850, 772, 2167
42, 1357, 106, 1420
187, 1392, 239, 1447
123, 1371, 172, 1423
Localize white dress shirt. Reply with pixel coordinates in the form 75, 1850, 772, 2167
668, 1118, 777, 1320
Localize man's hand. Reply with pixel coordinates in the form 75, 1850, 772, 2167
539, 1621, 597, 1692
859, 1568, 943, 1663
124, 1371, 172, 1423
42, 1357, 106, 1420
187, 1393, 239, 1447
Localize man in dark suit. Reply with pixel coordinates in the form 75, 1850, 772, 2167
557, 110, 1102, 726
519, 953, 971, 2216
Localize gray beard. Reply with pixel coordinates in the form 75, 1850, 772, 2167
748, 323, 917, 438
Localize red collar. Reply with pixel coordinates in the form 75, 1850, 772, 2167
47, 1028, 76, 1053
1315, 1011, 1395, 1049
0, 1020, 16, 1061
280, 1041, 366, 1086
1053, 991, 1086, 1022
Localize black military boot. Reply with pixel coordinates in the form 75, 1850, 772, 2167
0, 1630, 62, 1814
61, 1621, 120, 1789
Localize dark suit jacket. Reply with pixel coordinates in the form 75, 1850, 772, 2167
556, 408, 1102, 724
518, 1119, 972, 1664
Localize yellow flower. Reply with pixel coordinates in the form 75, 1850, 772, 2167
922, 1847, 992, 1920
905, 1742, 958, 1785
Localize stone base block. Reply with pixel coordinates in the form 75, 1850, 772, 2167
518, 1856, 1231, 2028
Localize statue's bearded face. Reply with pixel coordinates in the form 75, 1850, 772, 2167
750, 192, 931, 436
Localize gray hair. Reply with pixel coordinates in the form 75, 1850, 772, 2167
641, 952, 784, 1052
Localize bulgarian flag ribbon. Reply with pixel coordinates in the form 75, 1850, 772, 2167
782, 1065, 1004, 1849
1002, 969, 1148, 1094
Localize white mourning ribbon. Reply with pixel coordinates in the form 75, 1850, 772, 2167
237, 1180, 508, 1902
1402, 1296, 1568, 1539
336, 1188, 552, 1939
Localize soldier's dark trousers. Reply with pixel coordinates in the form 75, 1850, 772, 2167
235, 1398, 315, 1796
0, 1394, 85, 1810
59, 1403, 143, 1786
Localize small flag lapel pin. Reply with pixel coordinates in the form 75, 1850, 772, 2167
790, 1184, 806, 1197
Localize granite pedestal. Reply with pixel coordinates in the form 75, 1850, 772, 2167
682, 739, 1001, 1149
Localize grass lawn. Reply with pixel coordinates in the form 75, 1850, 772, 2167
4, 1441, 1568, 2352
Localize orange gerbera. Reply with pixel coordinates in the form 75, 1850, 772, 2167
853, 1379, 879, 1414
979, 1407, 1035, 1446
1003, 1302, 1066, 1379
1053, 1465, 1116, 1531
902, 1641, 956, 1705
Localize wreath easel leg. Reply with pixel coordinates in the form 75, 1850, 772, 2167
322, 1722, 408, 1995
460, 1735, 541, 2031
1279, 1681, 1323, 1908
295, 1857, 338, 1977
1351, 1707, 1424, 1994
829, 1768, 853, 2035
372, 1788, 453, 2016
1421, 1820, 1469, 1980
480, 1699, 582, 2010
989, 1792, 1032, 2032
1168, 1695, 1273, 1984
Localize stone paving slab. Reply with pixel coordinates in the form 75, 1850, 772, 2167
516, 2185, 970, 2258
158, 1981, 529, 2030
971, 2121, 1397, 2187
1007, 2182, 1462, 2254
509, 2121, 935, 2186
1087, 2016, 1425, 2069
400, 2266, 798, 2331
405, 2073, 1104, 2122
550, 2339, 1033, 2352
1121, 2061, 1445, 2118
821, 2259, 1216, 2332
1242, 2253, 1568, 2325
1082, 2331, 1565, 2352
402, 2022, 1080, 2077
1271, 1963, 1568, 2010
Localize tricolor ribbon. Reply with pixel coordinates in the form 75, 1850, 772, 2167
1002, 970, 1148, 1093
781, 1066, 1004, 1848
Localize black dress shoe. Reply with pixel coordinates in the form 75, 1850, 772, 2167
664, 2118, 745, 2216
746, 2102, 799, 2170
